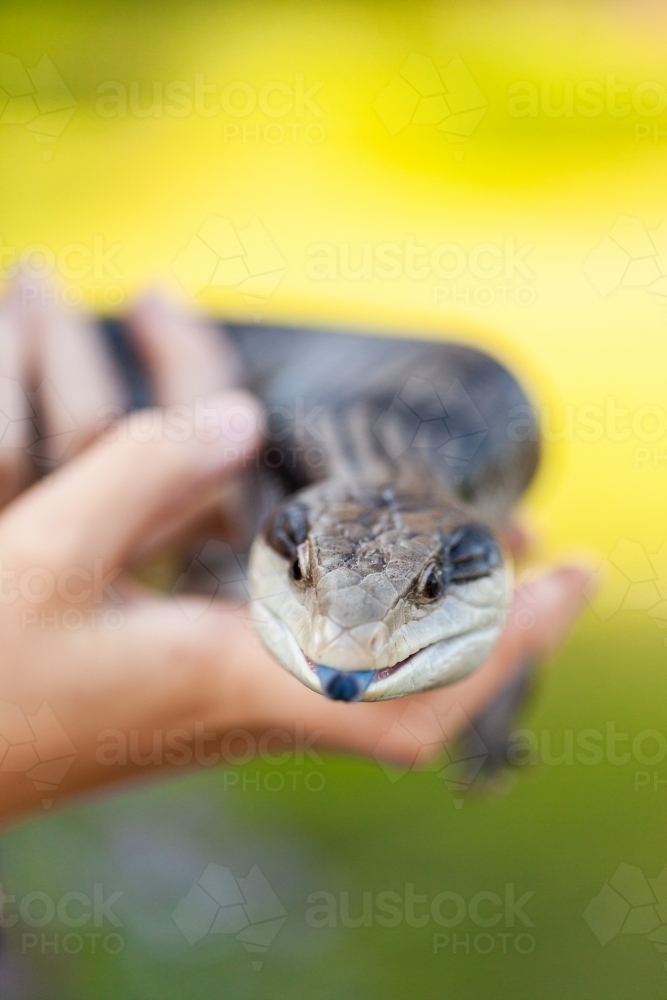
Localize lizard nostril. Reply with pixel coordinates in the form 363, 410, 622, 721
311, 616, 343, 650
370, 629, 386, 656
350, 621, 389, 659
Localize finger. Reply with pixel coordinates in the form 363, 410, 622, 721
29, 299, 125, 465
500, 514, 536, 560
0, 391, 262, 577
127, 292, 240, 405
125, 294, 250, 550
0, 294, 37, 505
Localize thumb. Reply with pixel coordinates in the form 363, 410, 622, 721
0, 391, 262, 577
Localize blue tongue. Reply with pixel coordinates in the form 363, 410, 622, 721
316, 666, 376, 702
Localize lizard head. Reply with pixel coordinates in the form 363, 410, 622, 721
248, 482, 510, 701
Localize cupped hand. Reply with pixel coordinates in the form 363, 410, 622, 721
0, 384, 590, 824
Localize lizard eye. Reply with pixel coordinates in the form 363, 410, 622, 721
417, 563, 442, 601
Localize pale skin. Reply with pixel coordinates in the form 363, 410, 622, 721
0, 290, 592, 825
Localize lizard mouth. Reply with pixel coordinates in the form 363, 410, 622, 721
305, 654, 412, 701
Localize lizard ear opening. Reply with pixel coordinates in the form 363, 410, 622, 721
264, 503, 309, 559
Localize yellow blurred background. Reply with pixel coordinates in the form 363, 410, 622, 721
2, 0, 666, 563
1, 4, 667, 997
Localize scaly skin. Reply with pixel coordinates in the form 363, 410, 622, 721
249, 480, 511, 701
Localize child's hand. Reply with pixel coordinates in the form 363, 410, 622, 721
0, 382, 589, 823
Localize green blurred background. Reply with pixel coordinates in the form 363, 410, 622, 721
1, 1, 667, 996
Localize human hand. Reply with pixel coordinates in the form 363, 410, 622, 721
0, 383, 590, 824
0, 287, 236, 508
